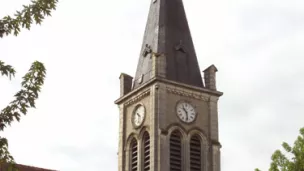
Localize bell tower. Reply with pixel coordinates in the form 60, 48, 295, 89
115, 0, 223, 171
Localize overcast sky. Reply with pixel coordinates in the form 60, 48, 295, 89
1, 0, 304, 170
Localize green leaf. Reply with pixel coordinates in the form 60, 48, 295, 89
0, 61, 46, 131
0, 0, 58, 37
256, 127, 304, 171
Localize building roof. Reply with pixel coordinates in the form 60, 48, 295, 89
133, 0, 204, 89
0, 163, 57, 171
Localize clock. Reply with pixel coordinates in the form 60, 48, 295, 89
132, 104, 146, 128
176, 101, 197, 123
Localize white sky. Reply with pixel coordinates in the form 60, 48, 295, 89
1, 0, 304, 170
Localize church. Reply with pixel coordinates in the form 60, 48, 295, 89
115, 0, 223, 171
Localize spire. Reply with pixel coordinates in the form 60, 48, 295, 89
133, 0, 204, 89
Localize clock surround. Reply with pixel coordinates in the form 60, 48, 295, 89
131, 104, 146, 128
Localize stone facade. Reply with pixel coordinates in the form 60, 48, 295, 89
115, 78, 223, 171
115, 0, 223, 171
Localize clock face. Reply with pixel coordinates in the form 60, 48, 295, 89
132, 105, 146, 128
176, 101, 197, 123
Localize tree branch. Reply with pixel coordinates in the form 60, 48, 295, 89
0, 137, 14, 163
0, 0, 58, 37
0, 61, 46, 131
0, 61, 16, 80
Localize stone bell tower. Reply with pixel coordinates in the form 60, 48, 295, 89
115, 0, 223, 171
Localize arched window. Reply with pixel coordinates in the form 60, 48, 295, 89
130, 138, 138, 171
170, 131, 182, 171
190, 135, 201, 171
142, 132, 150, 171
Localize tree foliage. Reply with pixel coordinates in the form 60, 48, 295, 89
255, 127, 304, 171
0, 0, 58, 37
0, 0, 58, 169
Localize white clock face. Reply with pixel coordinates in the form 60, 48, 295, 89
132, 105, 145, 127
176, 101, 196, 123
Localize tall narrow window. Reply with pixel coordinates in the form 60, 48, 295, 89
190, 135, 201, 171
143, 132, 150, 171
170, 131, 182, 171
131, 138, 138, 171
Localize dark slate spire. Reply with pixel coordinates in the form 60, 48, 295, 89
133, 0, 204, 89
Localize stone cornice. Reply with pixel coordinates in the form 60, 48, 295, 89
115, 78, 156, 104
114, 77, 223, 104
124, 89, 150, 107
166, 86, 209, 101
211, 140, 222, 148
159, 78, 223, 97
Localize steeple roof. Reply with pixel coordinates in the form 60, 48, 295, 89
133, 0, 204, 89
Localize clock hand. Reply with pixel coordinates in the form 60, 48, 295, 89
182, 106, 188, 121
136, 113, 141, 123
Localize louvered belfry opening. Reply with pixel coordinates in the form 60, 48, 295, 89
170, 131, 182, 171
143, 132, 150, 171
131, 138, 138, 171
190, 135, 202, 171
